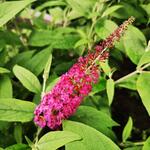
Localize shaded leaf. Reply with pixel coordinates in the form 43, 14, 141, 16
5, 144, 29, 150
122, 117, 133, 142
14, 123, 22, 143
7, 50, 35, 69
111, 3, 146, 21
29, 30, 79, 49
71, 106, 118, 139
0, 30, 21, 45
25, 47, 52, 76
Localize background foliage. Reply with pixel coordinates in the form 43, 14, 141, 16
0, 0, 150, 149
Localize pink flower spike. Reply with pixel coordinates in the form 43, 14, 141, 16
34, 17, 135, 129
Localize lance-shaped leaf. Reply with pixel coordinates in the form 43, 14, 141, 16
0, 98, 36, 122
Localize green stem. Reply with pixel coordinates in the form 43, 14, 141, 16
86, 47, 108, 73
41, 77, 46, 98
14, 21, 28, 50
115, 63, 150, 84
35, 127, 42, 144
134, 141, 145, 146
115, 70, 137, 84
63, 7, 70, 27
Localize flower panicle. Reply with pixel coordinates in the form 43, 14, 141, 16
34, 17, 135, 129
95, 16, 135, 52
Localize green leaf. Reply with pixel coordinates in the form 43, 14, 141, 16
124, 25, 147, 64
49, 7, 64, 24
0, 75, 12, 98
46, 77, 60, 92
0, 98, 36, 122
124, 146, 142, 150
13, 65, 41, 93
29, 30, 53, 46
0, 30, 21, 46
0, 67, 10, 74
0, 0, 35, 27
122, 117, 133, 143
137, 72, 150, 115
71, 106, 118, 139
74, 39, 88, 48
7, 50, 35, 69
63, 120, 120, 150
14, 123, 22, 143
116, 74, 138, 90
25, 136, 34, 148
142, 137, 150, 150
102, 5, 123, 17
100, 61, 111, 76
95, 19, 118, 39
53, 35, 80, 49
106, 79, 115, 105
29, 30, 79, 49
43, 54, 52, 80
111, 3, 145, 21
25, 47, 52, 76
138, 50, 150, 68
141, 4, 150, 17
5, 144, 29, 150
37, 0, 66, 11
37, 131, 81, 150
66, 0, 96, 18
90, 77, 106, 96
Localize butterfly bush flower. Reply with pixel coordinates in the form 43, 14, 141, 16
34, 17, 135, 129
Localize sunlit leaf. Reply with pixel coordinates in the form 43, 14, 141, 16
106, 79, 115, 105
124, 25, 146, 64
13, 65, 41, 93
0, 98, 36, 122
142, 136, 150, 150
0, 0, 35, 27
63, 120, 120, 150
137, 72, 150, 115
0, 75, 12, 98
0, 67, 10, 74
37, 131, 81, 150
95, 19, 118, 39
